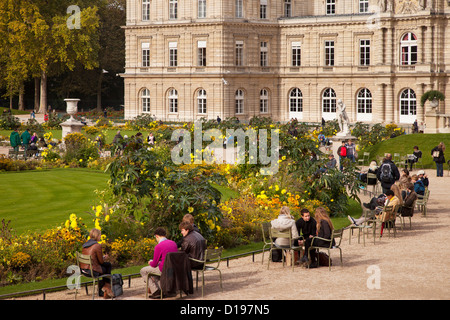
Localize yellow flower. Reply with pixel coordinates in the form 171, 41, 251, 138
105, 215, 110, 222
188, 207, 194, 213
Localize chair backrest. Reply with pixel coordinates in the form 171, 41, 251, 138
270, 228, 294, 249
261, 222, 271, 244
331, 228, 344, 247
204, 247, 223, 269
76, 252, 94, 277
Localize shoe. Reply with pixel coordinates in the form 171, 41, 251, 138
347, 215, 358, 226
308, 261, 318, 269
300, 255, 309, 263
103, 288, 113, 299
150, 289, 161, 299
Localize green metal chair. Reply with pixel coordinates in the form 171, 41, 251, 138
348, 209, 377, 246
261, 222, 273, 264
190, 247, 223, 298
357, 152, 370, 167
398, 199, 417, 230
268, 228, 303, 271
378, 205, 400, 238
307, 228, 344, 271
75, 252, 113, 300
416, 189, 430, 216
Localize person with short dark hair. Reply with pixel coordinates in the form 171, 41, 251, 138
179, 220, 206, 269
295, 209, 317, 263
140, 227, 178, 298
377, 153, 400, 194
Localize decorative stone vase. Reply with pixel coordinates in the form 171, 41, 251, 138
61, 98, 84, 139
430, 98, 439, 109
64, 98, 80, 120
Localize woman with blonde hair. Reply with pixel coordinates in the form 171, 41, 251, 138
306, 207, 335, 268
270, 206, 299, 265
80, 228, 113, 298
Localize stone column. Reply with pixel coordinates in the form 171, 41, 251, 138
385, 83, 394, 123
376, 83, 386, 123
416, 83, 425, 123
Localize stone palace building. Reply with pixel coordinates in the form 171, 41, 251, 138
122, 0, 450, 127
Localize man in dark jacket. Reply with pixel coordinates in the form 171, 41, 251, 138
377, 154, 400, 193
295, 209, 317, 263
179, 221, 206, 269
20, 129, 31, 160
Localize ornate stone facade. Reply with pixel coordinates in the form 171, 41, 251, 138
123, 0, 450, 125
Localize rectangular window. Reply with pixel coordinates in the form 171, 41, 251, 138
142, 0, 150, 21
360, 39, 370, 66
260, 41, 268, 67
169, 0, 178, 19
235, 41, 244, 66
284, 0, 291, 18
236, 0, 243, 18
359, 0, 369, 13
198, 0, 206, 18
197, 41, 207, 66
260, 0, 267, 19
169, 41, 178, 67
291, 41, 301, 67
325, 40, 334, 66
142, 42, 150, 67
326, 0, 335, 15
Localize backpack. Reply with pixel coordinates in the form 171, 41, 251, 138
340, 146, 347, 157
379, 162, 393, 183
111, 274, 123, 297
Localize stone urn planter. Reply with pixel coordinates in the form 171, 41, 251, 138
61, 98, 84, 139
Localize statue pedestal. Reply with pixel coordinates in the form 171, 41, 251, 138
331, 133, 357, 167
61, 99, 83, 139
61, 117, 85, 139
424, 112, 450, 134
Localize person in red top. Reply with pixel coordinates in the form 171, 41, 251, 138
140, 227, 178, 298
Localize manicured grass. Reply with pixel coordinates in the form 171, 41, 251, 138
363, 133, 450, 169
0, 169, 109, 234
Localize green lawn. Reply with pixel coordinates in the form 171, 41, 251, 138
363, 133, 450, 168
0, 169, 109, 234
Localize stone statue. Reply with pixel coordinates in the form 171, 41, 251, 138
336, 99, 350, 135
419, 0, 426, 10
378, 0, 386, 12
386, 0, 394, 12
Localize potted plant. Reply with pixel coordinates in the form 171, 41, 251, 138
420, 90, 446, 108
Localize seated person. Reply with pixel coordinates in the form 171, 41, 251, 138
79, 228, 113, 298
411, 174, 425, 196
295, 209, 317, 263
179, 220, 206, 269
176, 213, 201, 247
307, 207, 335, 268
271, 206, 299, 265
405, 146, 422, 171
375, 190, 400, 236
399, 183, 418, 217
417, 170, 429, 188
140, 227, 178, 298
319, 154, 337, 173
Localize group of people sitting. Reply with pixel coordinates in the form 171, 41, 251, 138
79, 213, 206, 299
351, 153, 429, 236
270, 206, 334, 269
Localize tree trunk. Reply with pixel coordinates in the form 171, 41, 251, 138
34, 77, 40, 112
96, 70, 104, 112
18, 84, 25, 111
38, 71, 47, 114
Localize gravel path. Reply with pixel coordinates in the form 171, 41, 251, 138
8, 168, 450, 301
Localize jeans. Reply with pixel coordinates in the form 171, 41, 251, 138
436, 162, 444, 177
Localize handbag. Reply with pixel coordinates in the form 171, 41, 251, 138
433, 150, 440, 158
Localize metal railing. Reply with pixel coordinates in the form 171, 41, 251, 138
0, 249, 264, 300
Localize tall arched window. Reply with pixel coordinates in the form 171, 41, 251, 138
260, 89, 269, 113
168, 89, 178, 113
400, 88, 417, 123
400, 33, 418, 65
141, 88, 150, 113
235, 89, 244, 114
197, 89, 207, 114
357, 88, 372, 122
289, 88, 302, 113
322, 88, 336, 120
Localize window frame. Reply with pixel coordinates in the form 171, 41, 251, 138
168, 89, 178, 113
